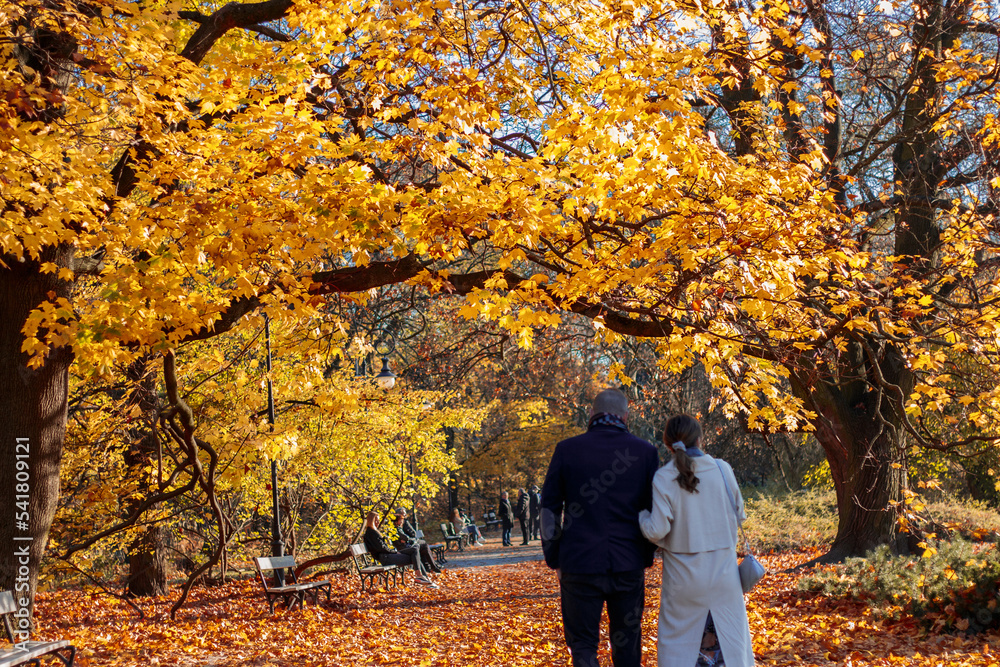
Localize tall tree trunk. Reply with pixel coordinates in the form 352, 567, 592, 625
821, 422, 910, 560
445, 428, 459, 512
0, 248, 73, 623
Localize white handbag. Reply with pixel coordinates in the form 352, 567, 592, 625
737, 552, 766, 592
717, 461, 766, 593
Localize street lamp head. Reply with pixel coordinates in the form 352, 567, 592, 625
375, 356, 396, 390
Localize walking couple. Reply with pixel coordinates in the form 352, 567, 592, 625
540, 388, 754, 667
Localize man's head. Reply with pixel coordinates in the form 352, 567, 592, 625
591, 387, 629, 419
502, 491, 508, 499
395, 507, 407, 518
531, 485, 539, 492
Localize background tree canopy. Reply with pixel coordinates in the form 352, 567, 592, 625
3, 0, 1000, 614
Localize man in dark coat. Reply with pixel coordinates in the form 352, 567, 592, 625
528, 485, 541, 540
498, 491, 513, 546
392, 507, 418, 546
392, 508, 441, 573
540, 387, 659, 667
515, 488, 530, 544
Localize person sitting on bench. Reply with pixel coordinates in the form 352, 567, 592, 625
451, 507, 485, 546
364, 511, 438, 587
392, 508, 441, 573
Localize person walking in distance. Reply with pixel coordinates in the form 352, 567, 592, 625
528, 484, 541, 540
541, 388, 660, 667
516, 488, 530, 545
638, 414, 754, 667
498, 491, 514, 547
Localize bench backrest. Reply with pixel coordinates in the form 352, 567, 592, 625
415, 529, 424, 539
440, 522, 455, 537
0, 592, 15, 615
1, 591, 18, 643
255, 556, 298, 589
349, 543, 376, 571
256, 555, 296, 572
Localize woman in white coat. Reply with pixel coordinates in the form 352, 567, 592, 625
638, 415, 754, 667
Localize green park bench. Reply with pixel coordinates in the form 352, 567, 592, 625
440, 522, 468, 551
482, 509, 502, 532
0, 591, 75, 667
415, 530, 448, 566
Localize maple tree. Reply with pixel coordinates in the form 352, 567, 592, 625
4, 0, 1000, 621
671, 0, 1000, 560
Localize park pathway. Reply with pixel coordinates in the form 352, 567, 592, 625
433, 525, 544, 569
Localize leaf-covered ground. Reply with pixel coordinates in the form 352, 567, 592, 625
33, 549, 1000, 666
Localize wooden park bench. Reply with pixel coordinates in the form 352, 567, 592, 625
254, 556, 332, 614
440, 522, 468, 551
0, 591, 76, 667
349, 544, 406, 591
482, 509, 502, 532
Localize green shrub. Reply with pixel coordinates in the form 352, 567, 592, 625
799, 539, 1000, 632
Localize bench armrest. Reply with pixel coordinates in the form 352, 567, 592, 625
293, 551, 350, 580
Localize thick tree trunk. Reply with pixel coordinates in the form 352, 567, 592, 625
0, 248, 73, 625
806, 352, 916, 562
126, 526, 168, 597
823, 425, 910, 560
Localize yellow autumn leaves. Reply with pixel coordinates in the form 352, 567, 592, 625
5, 0, 1000, 441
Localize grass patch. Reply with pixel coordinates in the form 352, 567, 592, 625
743, 487, 837, 552
922, 498, 1000, 542
741, 487, 999, 553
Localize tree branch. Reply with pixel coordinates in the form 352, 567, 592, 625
309, 253, 428, 295
179, 0, 294, 64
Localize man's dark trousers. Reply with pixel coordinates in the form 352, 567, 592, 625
560, 570, 645, 667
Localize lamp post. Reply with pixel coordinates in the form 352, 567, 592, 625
373, 332, 397, 390
408, 451, 419, 532
355, 334, 399, 522
374, 355, 396, 390
264, 314, 283, 565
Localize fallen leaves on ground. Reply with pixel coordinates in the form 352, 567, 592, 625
30, 550, 1000, 666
